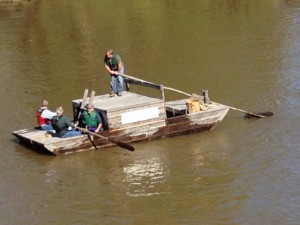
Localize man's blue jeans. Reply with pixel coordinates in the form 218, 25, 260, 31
41, 124, 54, 131
62, 130, 82, 138
110, 67, 124, 94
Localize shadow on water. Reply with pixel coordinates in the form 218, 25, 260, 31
14, 140, 55, 156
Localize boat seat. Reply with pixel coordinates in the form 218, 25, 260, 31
165, 99, 188, 116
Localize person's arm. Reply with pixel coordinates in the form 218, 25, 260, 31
64, 116, 75, 128
41, 109, 57, 119
104, 63, 114, 74
95, 123, 102, 133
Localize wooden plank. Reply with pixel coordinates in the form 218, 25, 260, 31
73, 92, 164, 112
108, 119, 166, 133
89, 90, 96, 105
81, 89, 89, 109
124, 78, 161, 90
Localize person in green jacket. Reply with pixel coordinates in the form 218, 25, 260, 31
52, 106, 82, 138
104, 49, 125, 97
81, 104, 103, 133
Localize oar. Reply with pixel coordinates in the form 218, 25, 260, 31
77, 127, 134, 152
244, 111, 273, 118
210, 101, 272, 118
87, 133, 98, 149
120, 73, 273, 118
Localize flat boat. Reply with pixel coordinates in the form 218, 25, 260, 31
13, 78, 230, 155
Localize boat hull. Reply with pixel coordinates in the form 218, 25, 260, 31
12, 104, 229, 155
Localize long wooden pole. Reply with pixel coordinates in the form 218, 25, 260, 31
210, 101, 265, 118
120, 73, 271, 118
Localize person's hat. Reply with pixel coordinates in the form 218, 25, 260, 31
86, 103, 94, 109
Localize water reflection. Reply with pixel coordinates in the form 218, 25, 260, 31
123, 156, 168, 197
43, 169, 61, 184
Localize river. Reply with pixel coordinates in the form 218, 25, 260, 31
0, 1, 299, 224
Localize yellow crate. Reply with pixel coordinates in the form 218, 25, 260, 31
186, 99, 200, 113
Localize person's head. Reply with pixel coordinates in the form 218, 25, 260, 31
106, 49, 113, 59
42, 100, 49, 107
86, 103, 94, 113
56, 106, 64, 116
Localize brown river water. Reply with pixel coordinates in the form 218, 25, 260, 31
0, 1, 299, 224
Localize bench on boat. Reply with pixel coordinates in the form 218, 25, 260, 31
165, 99, 188, 116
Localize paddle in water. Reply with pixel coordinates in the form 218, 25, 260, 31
77, 127, 134, 152
244, 112, 274, 118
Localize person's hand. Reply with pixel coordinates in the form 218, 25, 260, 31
73, 121, 79, 128
84, 126, 88, 133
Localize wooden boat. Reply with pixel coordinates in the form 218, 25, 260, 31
12, 76, 230, 155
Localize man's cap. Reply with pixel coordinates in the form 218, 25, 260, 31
86, 103, 94, 108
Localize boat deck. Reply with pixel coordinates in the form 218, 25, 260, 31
72, 91, 164, 112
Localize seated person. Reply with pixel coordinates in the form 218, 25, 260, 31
36, 100, 56, 130
80, 104, 103, 132
52, 106, 82, 138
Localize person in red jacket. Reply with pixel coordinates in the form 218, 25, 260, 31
36, 100, 56, 130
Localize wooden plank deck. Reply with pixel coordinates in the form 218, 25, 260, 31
12, 128, 84, 145
73, 91, 164, 112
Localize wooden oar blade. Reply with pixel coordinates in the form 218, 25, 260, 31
244, 112, 273, 118
115, 141, 135, 151
87, 133, 98, 149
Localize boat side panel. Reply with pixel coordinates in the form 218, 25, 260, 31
104, 106, 229, 143
107, 102, 166, 130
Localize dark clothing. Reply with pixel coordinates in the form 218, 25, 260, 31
52, 115, 73, 137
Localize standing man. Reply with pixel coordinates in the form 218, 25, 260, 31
104, 49, 124, 97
